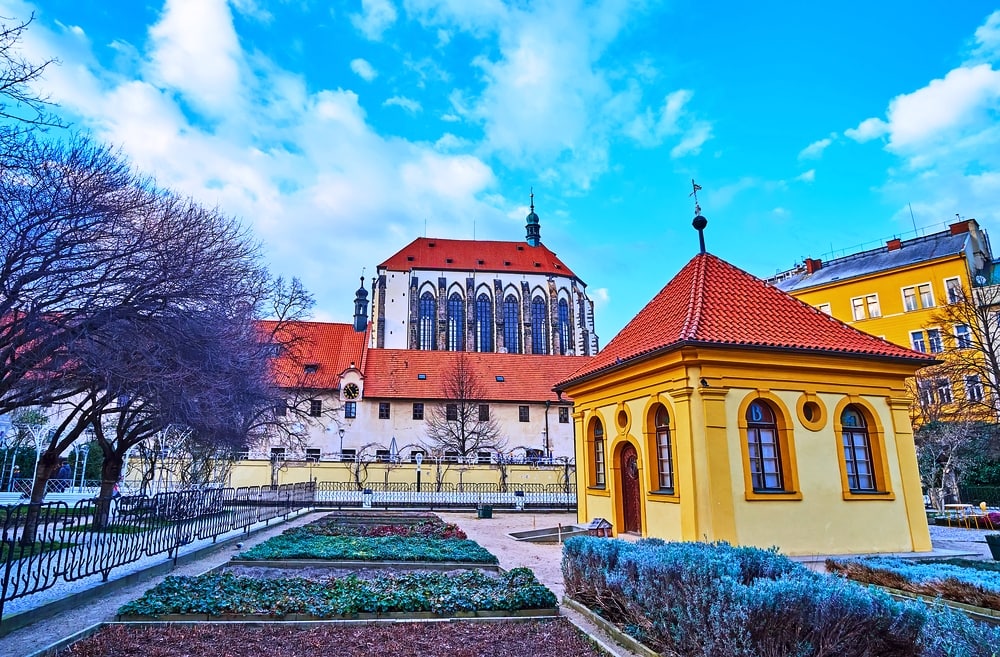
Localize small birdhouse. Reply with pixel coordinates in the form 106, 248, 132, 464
587, 517, 613, 537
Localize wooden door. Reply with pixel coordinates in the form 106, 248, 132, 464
620, 443, 642, 534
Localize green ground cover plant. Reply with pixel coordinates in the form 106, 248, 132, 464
0, 539, 75, 561
237, 533, 497, 563
118, 568, 555, 618
562, 536, 1000, 657
301, 517, 467, 539
827, 556, 1000, 611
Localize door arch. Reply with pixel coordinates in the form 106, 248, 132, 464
619, 443, 642, 534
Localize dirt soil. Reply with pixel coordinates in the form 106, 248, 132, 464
56, 620, 608, 657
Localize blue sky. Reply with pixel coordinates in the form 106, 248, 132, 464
8, 1, 1000, 344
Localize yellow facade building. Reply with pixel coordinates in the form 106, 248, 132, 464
769, 219, 993, 420
556, 243, 935, 556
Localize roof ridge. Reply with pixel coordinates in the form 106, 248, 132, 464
679, 254, 708, 339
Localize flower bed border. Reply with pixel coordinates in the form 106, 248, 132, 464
877, 585, 1000, 624
561, 597, 658, 657
115, 608, 560, 622
220, 559, 502, 573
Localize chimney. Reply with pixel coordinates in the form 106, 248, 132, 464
804, 258, 822, 274
886, 238, 902, 251
950, 220, 971, 235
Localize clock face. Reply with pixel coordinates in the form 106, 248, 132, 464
344, 383, 360, 400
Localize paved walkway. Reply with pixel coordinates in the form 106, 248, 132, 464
0, 512, 992, 657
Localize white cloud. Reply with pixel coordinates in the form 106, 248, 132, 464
796, 169, 815, 183
972, 10, 1000, 60
350, 58, 377, 81
351, 0, 398, 41
844, 117, 888, 143
798, 135, 834, 159
384, 96, 422, 113
591, 287, 610, 309
146, 0, 244, 116
670, 121, 712, 158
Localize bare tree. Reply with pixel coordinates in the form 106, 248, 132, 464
915, 421, 995, 509
423, 353, 506, 458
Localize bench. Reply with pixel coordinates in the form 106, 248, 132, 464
0, 492, 26, 506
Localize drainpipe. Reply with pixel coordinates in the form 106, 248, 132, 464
544, 400, 551, 460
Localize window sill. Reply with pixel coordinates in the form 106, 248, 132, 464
587, 486, 610, 496
842, 490, 895, 501
744, 490, 803, 502
648, 490, 680, 503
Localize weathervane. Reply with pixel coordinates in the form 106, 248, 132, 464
690, 179, 708, 254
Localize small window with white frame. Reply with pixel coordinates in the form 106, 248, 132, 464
955, 324, 972, 349
902, 286, 918, 312
917, 380, 934, 407
945, 277, 963, 304
910, 330, 927, 353
918, 283, 934, 308
851, 294, 880, 320
965, 375, 984, 402
927, 328, 944, 353
851, 297, 866, 321
934, 378, 953, 404
816, 302, 832, 315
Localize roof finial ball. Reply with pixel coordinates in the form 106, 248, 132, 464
690, 179, 708, 254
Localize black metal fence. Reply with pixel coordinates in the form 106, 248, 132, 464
0, 482, 315, 623
960, 486, 1000, 508
315, 481, 577, 511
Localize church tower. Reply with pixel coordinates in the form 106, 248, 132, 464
352, 276, 369, 332
525, 189, 541, 247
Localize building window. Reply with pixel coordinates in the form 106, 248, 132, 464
446, 403, 458, 421
850, 294, 879, 320
419, 291, 437, 350
558, 299, 571, 355
518, 405, 529, 422
378, 402, 391, 419
340, 449, 356, 462
927, 328, 944, 353
478, 404, 490, 421
918, 283, 934, 308
966, 375, 984, 402
477, 451, 492, 464
309, 399, 322, 417
935, 378, 953, 404
955, 324, 972, 349
531, 296, 549, 354
816, 303, 832, 315
917, 380, 935, 407
274, 400, 287, 417
654, 405, 674, 492
746, 401, 783, 491
910, 330, 926, 353
270, 447, 286, 461
841, 406, 875, 491
412, 403, 424, 420
503, 295, 521, 354
375, 449, 390, 462
344, 401, 357, 419
592, 419, 606, 487
476, 293, 494, 352
305, 448, 321, 463
444, 450, 460, 463
409, 450, 426, 463
902, 287, 918, 312
558, 407, 569, 423
945, 277, 963, 303
447, 292, 465, 351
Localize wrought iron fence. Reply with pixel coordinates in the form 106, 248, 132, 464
0, 482, 315, 623
960, 486, 1000, 508
315, 481, 576, 511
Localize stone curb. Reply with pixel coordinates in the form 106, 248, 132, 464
561, 596, 659, 657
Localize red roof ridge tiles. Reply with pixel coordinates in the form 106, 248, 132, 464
559, 252, 934, 387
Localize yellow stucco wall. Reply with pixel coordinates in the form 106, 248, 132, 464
567, 346, 932, 556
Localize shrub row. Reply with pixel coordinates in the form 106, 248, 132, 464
118, 568, 555, 618
827, 556, 1000, 611
237, 534, 498, 563
299, 518, 467, 539
561, 537, 1000, 657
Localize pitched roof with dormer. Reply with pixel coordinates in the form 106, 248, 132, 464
558, 252, 934, 388
362, 349, 585, 402
260, 320, 368, 389
379, 237, 579, 280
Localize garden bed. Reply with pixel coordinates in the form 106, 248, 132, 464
236, 531, 498, 563
116, 568, 556, 621
51, 619, 608, 657
221, 560, 502, 576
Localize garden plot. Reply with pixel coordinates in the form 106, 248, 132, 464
52, 619, 609, 657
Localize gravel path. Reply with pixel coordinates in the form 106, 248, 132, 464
0, 511, 992, 657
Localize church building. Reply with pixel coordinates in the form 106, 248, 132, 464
556, 213, 935, 556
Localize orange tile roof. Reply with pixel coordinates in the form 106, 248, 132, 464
379, 237, 579, 280
362, 349, 586, 402
259, 320, 368, 389
559, 253, 934, 387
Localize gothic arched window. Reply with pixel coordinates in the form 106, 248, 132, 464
503, 295, 521, 354
476, 293, 493, 352
557, 298, 570, 355
418, 291, 436, 350
447, 293, 464, 351
531, 296, 549, 355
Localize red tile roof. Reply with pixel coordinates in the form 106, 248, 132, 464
362, 349, 586, 402
559, 253, 934, 387
379, 238, 579, 280
259, 320, 368, 389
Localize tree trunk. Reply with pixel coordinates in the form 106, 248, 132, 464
19, 449, 61, 546
92, 455, 124, 530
